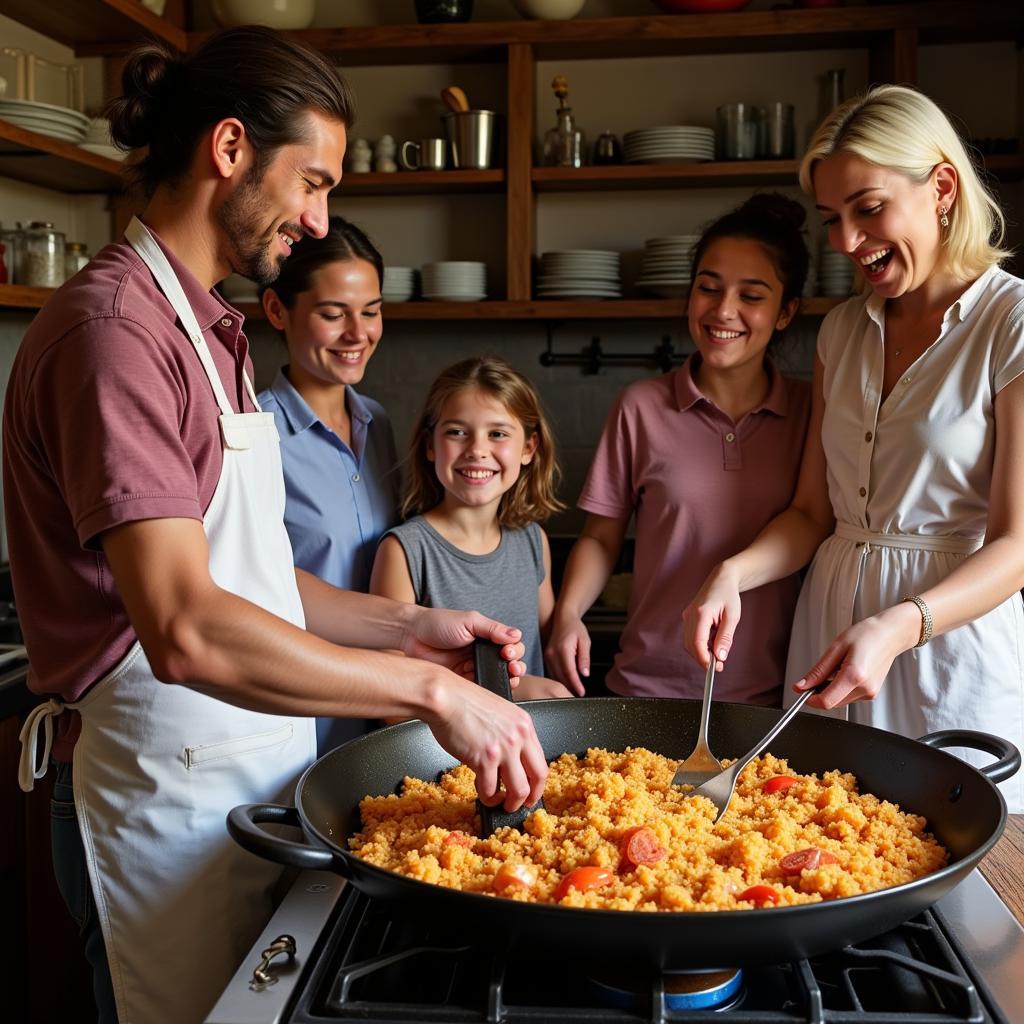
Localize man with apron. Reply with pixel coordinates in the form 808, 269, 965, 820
5, 28, 546, 1024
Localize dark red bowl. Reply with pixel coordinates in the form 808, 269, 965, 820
651, 0, 752, 12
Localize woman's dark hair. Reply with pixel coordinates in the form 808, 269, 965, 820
690, 192, 810, 306
106, 26, 355, 197
260, 216, 384, 308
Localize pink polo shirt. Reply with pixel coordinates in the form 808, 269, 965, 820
3, 227, 255, 756
579, 355, 810, 706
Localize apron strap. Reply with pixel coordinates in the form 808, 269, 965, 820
18, 698, 64, 792
125, 217, 261, 419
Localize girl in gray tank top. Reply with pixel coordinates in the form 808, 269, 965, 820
371, 357, 575, 701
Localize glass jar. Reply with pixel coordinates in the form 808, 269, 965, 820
64, 241, 90, 280
0, 224, 25, 284
24, 221, 65, 288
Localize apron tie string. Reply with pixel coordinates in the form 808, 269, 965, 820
18, 698, 64, 792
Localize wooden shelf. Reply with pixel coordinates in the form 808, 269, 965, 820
185, 3, 1024, 66
0, 0, 186, 54
0, 119, 125, 193
0, 285, 56, 309
223, 296, 843, 322
533, 161, 801, 192
339, 169, 504, 196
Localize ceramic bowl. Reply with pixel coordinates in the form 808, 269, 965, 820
211, 0, 316, 29
512, 0, 586, 18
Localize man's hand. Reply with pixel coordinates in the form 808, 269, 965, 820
401, 607, 527, 682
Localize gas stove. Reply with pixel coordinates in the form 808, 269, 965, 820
206, 868, 1024, 1024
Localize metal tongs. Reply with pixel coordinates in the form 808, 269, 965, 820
684, 683, 828, 823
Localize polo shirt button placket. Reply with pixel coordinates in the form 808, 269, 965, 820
220, 318, 232, 328
722, 429, 742, 470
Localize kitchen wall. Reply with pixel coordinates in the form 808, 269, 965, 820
0, 5, 1021, 548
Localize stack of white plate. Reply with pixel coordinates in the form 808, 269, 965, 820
382, 266, 415, 303
536, 250, 621, 299
78, 117, 125, 161
0, 98, 90, 143
818, 249, 855, 297
623, 126, 715, 165
635, 235, 699, 298
421, 261, 486, 302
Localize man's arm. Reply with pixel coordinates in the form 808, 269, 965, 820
102, 517, 547, 807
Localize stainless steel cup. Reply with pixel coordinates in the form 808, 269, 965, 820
442, 110, 497, 170
716, 103, 762, 161
763, 102, 795, 159
400, 137, 447, 171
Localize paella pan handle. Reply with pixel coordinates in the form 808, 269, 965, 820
474, 637, 513, 701
227, 803, 345, 873
917, 730, 1021, 785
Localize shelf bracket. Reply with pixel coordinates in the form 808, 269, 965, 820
540, 329, 685, 375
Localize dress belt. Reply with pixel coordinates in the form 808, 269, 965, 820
835, 521, 982, 555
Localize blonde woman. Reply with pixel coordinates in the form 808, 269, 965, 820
371, 357, 573, 701
682, 85, 1024, 811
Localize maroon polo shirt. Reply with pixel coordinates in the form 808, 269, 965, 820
3, 227, 255, 757
579, 355, 810, 706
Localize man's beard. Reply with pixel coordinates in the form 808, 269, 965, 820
217, 166, 292, 287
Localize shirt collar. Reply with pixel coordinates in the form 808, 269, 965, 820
673, 352, 789, 417
865, 264, 998, 327
269, 368, 373, 435
141, 224, 241, 331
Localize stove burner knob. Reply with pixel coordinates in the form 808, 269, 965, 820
248, 933, 297, 991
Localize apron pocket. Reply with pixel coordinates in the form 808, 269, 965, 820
185, 722, 294, 770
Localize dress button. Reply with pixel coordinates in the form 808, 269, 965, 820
855, 541, 864, 548
220, 318, 232, 327
864, 431, 873, 442
859, 487, 867, 497
725, 432, 736, 443
352, 473, 361, 482
901, 377, 911, 385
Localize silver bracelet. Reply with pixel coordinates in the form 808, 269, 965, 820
903, 595, 933, 648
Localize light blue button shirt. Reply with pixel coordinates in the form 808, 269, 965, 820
259, 368, 400, 755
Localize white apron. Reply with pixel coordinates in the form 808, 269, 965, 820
18, 217, 316, 1024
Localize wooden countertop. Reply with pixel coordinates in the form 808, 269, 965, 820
979, 814, 1024, 926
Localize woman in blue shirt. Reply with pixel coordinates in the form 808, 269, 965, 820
258, 217, 400, 754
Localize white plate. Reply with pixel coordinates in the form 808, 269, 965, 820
0, 98, 90, 127
422, 293, 486, 302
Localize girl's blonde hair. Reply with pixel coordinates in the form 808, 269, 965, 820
799, 84, 1008, 281
401, 357, 565, 529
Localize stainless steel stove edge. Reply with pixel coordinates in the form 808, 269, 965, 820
204, 871, 346, 1024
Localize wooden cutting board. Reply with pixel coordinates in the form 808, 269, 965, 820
979, 814, 1024, 925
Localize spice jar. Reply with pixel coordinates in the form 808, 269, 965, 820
65, 241, 90, 280
24, 222, 65, 288
0, 224, 25, 284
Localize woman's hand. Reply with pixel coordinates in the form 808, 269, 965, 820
402, 607, 527, 683
793, 602, 921, 709
544, 613, 590, 696
514, 674, 578, 701
682, 562, 743, 670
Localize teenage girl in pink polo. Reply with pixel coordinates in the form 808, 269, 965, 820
546, 194, 812, 706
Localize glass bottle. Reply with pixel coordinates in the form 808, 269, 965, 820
24, 221, 65, 288
64, 241, 90, 280
0, 223, 25, 285
542, 74, 585, 168
819, 68, 846, 122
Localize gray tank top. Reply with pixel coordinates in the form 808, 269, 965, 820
384, 516, 546, 677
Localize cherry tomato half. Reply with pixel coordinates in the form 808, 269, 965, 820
621, 826, 667, 867
738, 885, 781, 906
493, 863, 537, 894
762, 776, 800, 794
779, 847, 839, 872
443, 831, 473, 848
555, 866, 615, 901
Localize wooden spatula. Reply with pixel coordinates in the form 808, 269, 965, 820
441, 85, 470, 113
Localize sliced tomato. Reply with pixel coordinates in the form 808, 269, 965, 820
762, 775, 800, 794
443, 831, 473, 848
779, 847, 839, 872
738, 885, 781, 906
621, 826, 667, 867
493, 863, 537, 894
554, 866, 615, 901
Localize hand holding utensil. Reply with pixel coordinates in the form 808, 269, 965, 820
685, 683, 828, 823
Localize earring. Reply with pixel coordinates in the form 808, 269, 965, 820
939, 205, 950, 229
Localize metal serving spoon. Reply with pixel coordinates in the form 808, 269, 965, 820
671, 647, 724, 789
685, 683, 828, 823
